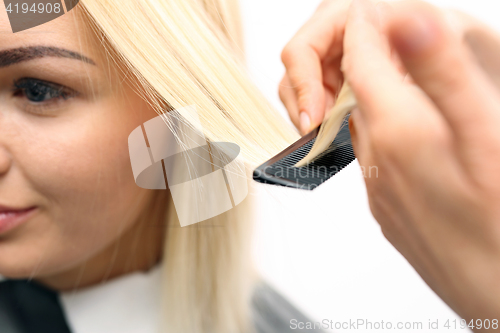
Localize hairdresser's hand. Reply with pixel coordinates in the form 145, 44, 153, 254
344, 0, 500, 328
280, 0, 407, 134
279, 0, 354, 134
280, 0, 500, 135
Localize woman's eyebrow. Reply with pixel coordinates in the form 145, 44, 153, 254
0, 46, 96, 68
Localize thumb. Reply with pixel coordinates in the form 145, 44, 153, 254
388, 1, 500, 143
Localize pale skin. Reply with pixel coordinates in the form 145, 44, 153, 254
280, 0, 500, 329
0, 3, 165, 290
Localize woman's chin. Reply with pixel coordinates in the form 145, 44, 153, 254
0, 263, 40, 280
0, 238, 57, 280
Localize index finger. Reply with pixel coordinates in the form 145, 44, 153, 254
281, 0, 351, 133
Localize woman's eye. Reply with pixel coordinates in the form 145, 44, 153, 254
12, 78, 78, 115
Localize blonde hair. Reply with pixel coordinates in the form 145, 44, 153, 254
296, 83, 357, 167
78, 0, 297, 332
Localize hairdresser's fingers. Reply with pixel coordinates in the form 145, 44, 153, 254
281, 44, 325, 135
342, 0, 408, 126
322, 56, 345, 120
388, 2, 500, 144
279, 74, 300, 128
375, 2, 409, 77
342, 0, 459, 181
348, 107, 370, 165
281, 0, 352, 134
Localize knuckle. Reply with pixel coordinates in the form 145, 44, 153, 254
295, 83, 313, 107
280, 43, 295, 65
281, 39, 307, 66
287, 70, 306, 87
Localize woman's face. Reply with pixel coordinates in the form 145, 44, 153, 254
0, 4, 159, 282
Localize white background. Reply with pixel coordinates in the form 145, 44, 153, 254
244, 1, 500, 332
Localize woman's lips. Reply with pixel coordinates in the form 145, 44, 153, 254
0, 206, 37, 235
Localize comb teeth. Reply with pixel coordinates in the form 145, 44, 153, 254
253, 116, 355, 190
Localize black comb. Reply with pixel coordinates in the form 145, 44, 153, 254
253, 115, 355, 190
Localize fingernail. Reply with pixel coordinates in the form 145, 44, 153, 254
392, 14, 437, 55
299, 112, 311, 135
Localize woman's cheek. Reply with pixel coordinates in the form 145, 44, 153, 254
57, 112, 142, 211
14, 103, 150, 275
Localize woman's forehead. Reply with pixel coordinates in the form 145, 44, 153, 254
0, 4, 102, 63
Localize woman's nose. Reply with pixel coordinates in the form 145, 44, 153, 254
0, 146, 12, 176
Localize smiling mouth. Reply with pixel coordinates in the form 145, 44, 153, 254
0, 206, 38, 235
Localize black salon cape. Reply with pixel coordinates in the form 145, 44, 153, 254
0, 278, 324, 333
